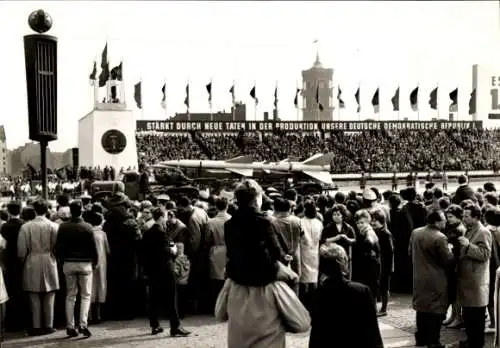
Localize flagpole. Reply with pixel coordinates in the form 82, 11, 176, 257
163, 78, 168, 120
93, 55, 98, 108
275, 80, 278, 121
187, 79, 190, 121
254, 80, 257, 121
437, 83, 440, 120
140, 78, 144, 120
337, 85, 341, 121
121, 57, 125, 106
296, 80, 300, 121
397, 84, 400, 120
357, 83, 361, 121
232, 79, 236, 121
210, 78, 213, 122
417, 83, 420, 121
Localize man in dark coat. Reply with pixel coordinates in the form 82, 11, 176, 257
453, 174, 475, 205
309, 243, 383, 348
103, 196, 141, 320
141, 207, 190, 337
0, 201, 26, 331
394, 187, 427, 293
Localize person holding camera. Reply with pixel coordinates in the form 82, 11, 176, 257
141, 207, 190, 337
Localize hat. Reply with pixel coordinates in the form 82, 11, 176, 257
157, 194, 170, 201
80, 191, 91, 199
199, 191, 209, 201
266, 187, 278, 193
362, 189, 377, 201
107, 192, 130, 207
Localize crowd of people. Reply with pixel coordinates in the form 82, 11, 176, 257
0, 171, 498, 347
136, 128, 500, 173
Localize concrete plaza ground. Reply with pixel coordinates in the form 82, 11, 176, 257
2, 294, 494, 348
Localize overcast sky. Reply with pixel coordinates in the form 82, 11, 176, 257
0, 1, 498, 151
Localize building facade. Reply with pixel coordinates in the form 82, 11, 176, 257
301, 54, 334, 121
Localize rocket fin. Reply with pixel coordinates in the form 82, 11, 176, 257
303, 171, 333, 185
226, 168, 254, 177
302, 153, 334, 165
226, 155, 254, 164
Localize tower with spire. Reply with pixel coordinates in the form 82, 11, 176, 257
301, 49, 334, 121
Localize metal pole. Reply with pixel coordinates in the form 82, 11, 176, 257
40, 140, 48, 200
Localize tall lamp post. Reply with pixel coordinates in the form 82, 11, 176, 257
24, 10, 58, 200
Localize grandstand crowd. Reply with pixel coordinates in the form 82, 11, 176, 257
136, 128, 500, 173
0, 172, 499, 347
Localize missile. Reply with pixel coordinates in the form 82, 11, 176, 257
154, 153, 335, 185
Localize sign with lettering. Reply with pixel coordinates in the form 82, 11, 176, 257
490, 75, 500, 119
137, 120, 483, 133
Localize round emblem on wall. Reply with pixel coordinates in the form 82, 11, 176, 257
101, 129, 127, 155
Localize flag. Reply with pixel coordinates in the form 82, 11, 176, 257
294, 88, 301, 108
429, 87, 438, 110
316, 85, 324, 112
206, 81, 212, 106
354, 87, 360, 112
98, 43, 109, 87
89, 61, 97, 86
449, 88, 458, 112
371, 88, 379, 112
110, 62, 123, 81
134, 81, 142, 109
274, 86, 278, 108
250, 86, 258, 104
184, 84, 190, 109
469, 89, 476, 114
410, 87, 419, 111
161, 83, 166, 109
229, 84, 235, 106
391, 87, 400, 111
337, 88, 345, 108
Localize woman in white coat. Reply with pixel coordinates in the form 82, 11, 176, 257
299, 200, 322, 312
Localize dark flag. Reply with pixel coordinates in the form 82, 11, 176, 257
337, 88, 345, 108
89, 61, 97, 82
469, 89, 476, 114
110, 62, 123, 81
184, 84, 190, 109
449, 88, 458, 111
229, 84, 235, 106
410, 87, 419, 111
161, 83, 166, 109
134, 81, 142, 109
294, 88, 301, 108
206, 81, 212, 104
250, 86, 258, 104
391, 87, 400, 111
274, 86, 278, 108
316, 85, 324, 111
371, 88, 380, 112
98, 43, 110, 87
429, 87, 438, 110
354, 87, 360, 112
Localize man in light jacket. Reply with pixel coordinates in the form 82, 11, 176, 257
457, 202, 492, 348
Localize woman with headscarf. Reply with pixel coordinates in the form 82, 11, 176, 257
309, 243, 383, 348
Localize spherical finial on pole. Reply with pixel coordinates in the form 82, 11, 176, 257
28, 9, 53, 34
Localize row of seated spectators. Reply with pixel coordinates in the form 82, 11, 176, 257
136, 128, 500, 173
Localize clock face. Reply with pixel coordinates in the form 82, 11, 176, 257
101, 129, 127, 155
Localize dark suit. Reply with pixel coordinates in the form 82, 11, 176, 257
453, 184, 475, 205
141, 222, 180, 330
309, 277, 383, 348
1, 218, 27, 331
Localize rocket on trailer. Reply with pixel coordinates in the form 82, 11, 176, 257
153, 153, 335, 185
